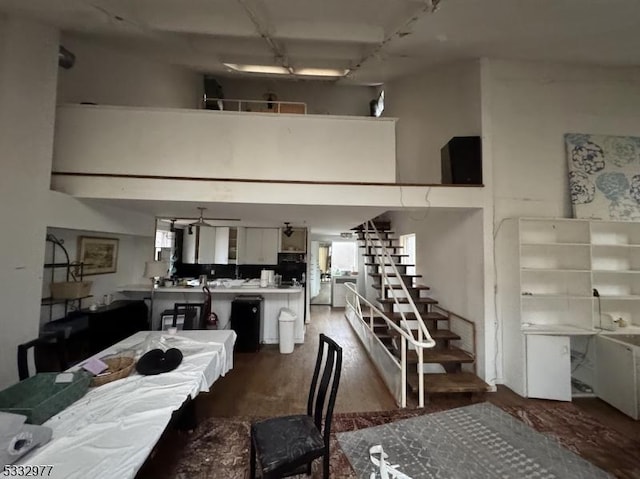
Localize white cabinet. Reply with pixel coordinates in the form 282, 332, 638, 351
214, 227, 230, 264
595, 336, 638, 419
526, 335, 572, 401
498, 217, 640, 400
182, 227, 236, 264
241, 228, 279, 265
182, 226, 216, 264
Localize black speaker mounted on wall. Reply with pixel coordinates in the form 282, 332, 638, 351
441, 136, 482, 185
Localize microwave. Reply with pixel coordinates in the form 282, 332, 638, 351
278, 253, 305, 264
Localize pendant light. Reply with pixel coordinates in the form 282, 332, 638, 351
189, 207, 214, 228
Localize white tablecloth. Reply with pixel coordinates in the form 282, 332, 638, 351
18, 330, 236, 479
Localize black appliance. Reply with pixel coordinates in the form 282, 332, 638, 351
278, 252, 305, 263
230, 296, 263, 352
441, 136, 482, 185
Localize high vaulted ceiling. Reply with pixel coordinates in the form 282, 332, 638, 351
1, 0, 640, 84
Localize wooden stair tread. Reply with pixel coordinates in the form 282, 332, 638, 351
377, 297, 437, 304
389, 329, 460, 341
407, 372, 490, 394
364, 264, 415, 268
390, 312, 448, 321
370, 273, 422, 278
371, 284, 430, 290
398, 346, 474, 364
361, 245, 403, 249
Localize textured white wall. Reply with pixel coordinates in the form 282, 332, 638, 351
0, 16, 59, 389
388, 208, 487, 380
57, 34, 201, 109
385, 62, 482, 184
485, 60, 640, 223
53, 106, 397, 183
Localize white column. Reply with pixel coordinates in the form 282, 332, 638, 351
0, 15, 60, 388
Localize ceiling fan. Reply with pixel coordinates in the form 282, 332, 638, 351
189, 207, 214, 228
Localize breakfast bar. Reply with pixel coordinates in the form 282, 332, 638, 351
120, 283, 306, 344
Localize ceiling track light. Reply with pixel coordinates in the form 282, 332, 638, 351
283, 222, 294, 237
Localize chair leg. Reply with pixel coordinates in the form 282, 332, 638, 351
249, 436, 256, 479
323, 453, 330, 479
306, 461, 312, 476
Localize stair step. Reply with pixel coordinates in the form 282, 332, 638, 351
411, 346, 474, 364
390, 312, 448, 322
364, 262, 412, 266
363, 254, 410, 259
372, 284, 430, 290
377, 297, 437, 305
361, 245, 403, 250
352, 223, 392, 232
389, 328, 460, 341
370, 273, 422, 279
407, 372, 491, 395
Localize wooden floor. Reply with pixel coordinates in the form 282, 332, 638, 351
199, 305, 639, 440
139, 305, 639, 477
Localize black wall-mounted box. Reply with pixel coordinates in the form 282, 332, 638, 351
441, 136, 482, 185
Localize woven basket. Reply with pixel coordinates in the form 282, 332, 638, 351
91, 356, 135, 387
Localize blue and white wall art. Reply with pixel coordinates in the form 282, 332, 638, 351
566, 133, 640, 221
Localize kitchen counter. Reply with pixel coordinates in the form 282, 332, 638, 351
119, 284, 303, 294
119, 284, 305, 344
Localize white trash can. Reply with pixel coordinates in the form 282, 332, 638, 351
278, 308, 296, 354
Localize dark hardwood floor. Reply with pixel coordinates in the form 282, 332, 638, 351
202, 306, 638, 439
138, 305, 640, 477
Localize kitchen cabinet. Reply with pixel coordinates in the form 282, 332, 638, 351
182, 226, 237, 264
241, 228, 279, 265
280, 227, 307, 253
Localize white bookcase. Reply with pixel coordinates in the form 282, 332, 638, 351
498, 217, 640, 401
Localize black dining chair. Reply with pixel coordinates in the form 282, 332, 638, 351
17, 330, 68, 380
250, 334, 342, 479
172, 302, 203, 330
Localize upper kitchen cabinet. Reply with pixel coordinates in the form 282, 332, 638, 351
280, 227, 307, 253
241, 228, 279, 265
181, 226, 237, 264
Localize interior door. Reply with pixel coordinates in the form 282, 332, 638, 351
526, 334, 571, 401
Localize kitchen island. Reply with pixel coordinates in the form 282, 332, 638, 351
119, 284, 305, 344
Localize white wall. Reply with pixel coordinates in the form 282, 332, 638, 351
57, 34, 201, 109
388, 208, 487, 379
217, 77, 376, 116
385, 62, 482, 183
0, 16, 59, 388
45, 192, 155, 237
485, 60, 640, 223
41, 228, 153, 325
53, 106, 397, 183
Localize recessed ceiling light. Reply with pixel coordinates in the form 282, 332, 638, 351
223, 63, 290, 75
294, 68, 350, 77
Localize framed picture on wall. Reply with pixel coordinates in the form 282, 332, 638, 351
77, 236, 119, 275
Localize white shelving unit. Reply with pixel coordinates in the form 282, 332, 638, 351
498, 217, 640, 401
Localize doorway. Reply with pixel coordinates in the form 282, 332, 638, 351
311, 242, 331, 305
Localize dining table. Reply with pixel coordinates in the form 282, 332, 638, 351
16, 329, 237, 479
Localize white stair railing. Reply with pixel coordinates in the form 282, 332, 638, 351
346, 220, 435, 407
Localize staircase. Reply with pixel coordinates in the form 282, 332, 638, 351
349, 221, 490, 405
